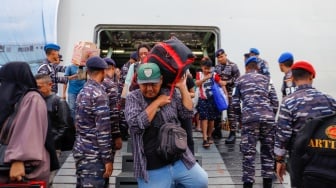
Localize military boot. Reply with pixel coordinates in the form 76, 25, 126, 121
243, 182, 253, 188
212, 123, 223, 139
225, 131, 236, 144
263, 178, 272, 188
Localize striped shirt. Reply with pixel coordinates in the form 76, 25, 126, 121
125, 87, 195, 181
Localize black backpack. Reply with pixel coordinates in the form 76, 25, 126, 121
290, 112, 336, 186
47, 94, 75, 151
292, 113, 336, 156
146, 37, 195, 97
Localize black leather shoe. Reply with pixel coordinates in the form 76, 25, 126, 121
263, 178, 272, 188
225, 131, 236, 144
212, 130, 222, 139
243, 182, 253, 188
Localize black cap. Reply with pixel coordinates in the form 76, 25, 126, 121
86, 56, 108, 69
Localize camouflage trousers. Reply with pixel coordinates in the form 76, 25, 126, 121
74, 153, 108, 188
227, 96, 238, 131
240, 121, 275, 183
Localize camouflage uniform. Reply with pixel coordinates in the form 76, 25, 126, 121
37, 59, 68, 93
73, 79, 113, 188
274, 84, 336, 161
214, 60, 240, 131
119, 61, 131, 93
102, 77, 121, 148
281, 70, 296, 97
256, 57, 270, 77
118, 61, 133, 140
232, 70, 279, 183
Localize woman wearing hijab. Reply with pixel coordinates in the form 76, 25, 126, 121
0, 62, 51, 184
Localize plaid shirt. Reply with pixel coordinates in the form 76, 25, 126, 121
125, 88, 195, 181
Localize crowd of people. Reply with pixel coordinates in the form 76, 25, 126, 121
0, 38, 335, 188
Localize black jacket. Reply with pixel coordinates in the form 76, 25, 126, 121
291, 113, 336, 187
45, 94, 75, 151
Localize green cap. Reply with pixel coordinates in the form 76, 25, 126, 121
137, 63, 161, 84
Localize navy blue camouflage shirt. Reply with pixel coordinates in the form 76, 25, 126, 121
274, 84, 336, 157
37, 59, 68, 93
74, 79, 113, 163
232, 70, 279, 124
214, 59, 240, 93
256, 57, 270, 77
102, 77, 121, 138
281, 70, 296, 97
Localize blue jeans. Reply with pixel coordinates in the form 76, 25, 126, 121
68, 93, 77, 120
137, 160, 208, 188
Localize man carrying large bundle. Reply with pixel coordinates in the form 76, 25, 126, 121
125, 38, 208, 187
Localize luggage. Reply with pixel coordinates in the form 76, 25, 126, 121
0, 180, 46, 188
146, 37, 195, 96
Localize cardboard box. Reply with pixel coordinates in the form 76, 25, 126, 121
71, 41, 100, 66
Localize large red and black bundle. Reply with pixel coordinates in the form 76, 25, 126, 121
146, 37, 195, 96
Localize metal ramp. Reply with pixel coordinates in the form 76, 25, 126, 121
52, 130, 290, 187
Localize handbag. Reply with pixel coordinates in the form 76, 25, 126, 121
211, 78, 228, 111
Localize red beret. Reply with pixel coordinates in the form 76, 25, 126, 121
292, 61, 316, 78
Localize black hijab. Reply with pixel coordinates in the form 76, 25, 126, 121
0, 62, 37, 129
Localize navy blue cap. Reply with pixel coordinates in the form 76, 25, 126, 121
278, 52, 294, 63
86, 56, 108, 69
103, 57, 116, 66
44, 43, 60, 52
215, 49, 225, 57
245, 56, 258, 66
249, 48, 260, 55
130, 51, 138, 61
